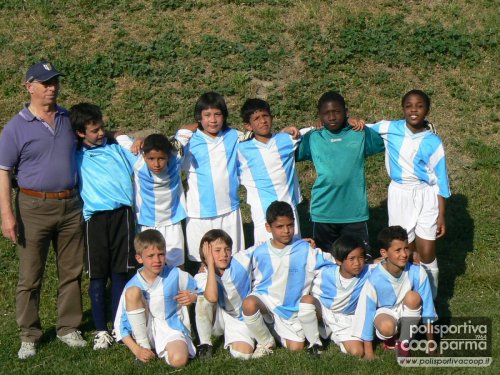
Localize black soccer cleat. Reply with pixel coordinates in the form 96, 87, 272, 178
197, 344, 213, 360
307, 344, 323, 358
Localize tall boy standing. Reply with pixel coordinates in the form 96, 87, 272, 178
237, 99, 306, 244
296, 91, 385, 252
70, 103, 138, 350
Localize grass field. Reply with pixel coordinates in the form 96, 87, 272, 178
0, 0, 498, 374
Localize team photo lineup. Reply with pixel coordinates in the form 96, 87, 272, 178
0, 61, 451, 367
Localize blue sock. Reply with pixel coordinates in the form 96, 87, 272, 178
89, 278, 107, 331
111, 273, 128, 322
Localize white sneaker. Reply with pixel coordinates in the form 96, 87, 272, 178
252, 342, 274, 359
93, 331, 114, 350
57, 330, 87, 347
18, 342, 36, 359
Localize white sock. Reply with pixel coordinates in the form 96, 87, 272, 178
298, 303, 321, 347
243, 310, 274, 346
421, 259, 439, 299
195, 296, 215, 345
127, 308, 151, 349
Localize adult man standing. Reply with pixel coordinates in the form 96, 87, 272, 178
0, 61, 86, 359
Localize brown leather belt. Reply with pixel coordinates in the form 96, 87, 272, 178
20, 188, 77, 199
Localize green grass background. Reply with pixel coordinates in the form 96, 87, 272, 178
0, 0, 498, 374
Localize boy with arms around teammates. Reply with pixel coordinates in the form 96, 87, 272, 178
363, 90, 450, 298
352, 226, 437, 359
237, 99, 307, 244
298, 235, 374, 358
132, 134, 187, 267
242, 201, 334, 357
70, 103, 138, 350
175, 92, 245, 263
114, 230, 199, 368
194, 229, 255, 360
296, 91, 385, 252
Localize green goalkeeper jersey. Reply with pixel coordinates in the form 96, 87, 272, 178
297, 125, 384, 223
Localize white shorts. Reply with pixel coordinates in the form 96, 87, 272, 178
139, 222, 185, 267
253, 205, 301, 245
145, 312, 196, 360
373, 305, 404, 340
251, 293, 304, 343
186, 209, 244, 262
319, 306, 361, 346
388, 181, 439, 243
213, 307, 254, 349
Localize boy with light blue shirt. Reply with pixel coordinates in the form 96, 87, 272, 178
175, 92, 244, 263
242, 201, 334, 357
114, 229, 199, 367
194, 229, 254, 360
70, 103, 138, 351
131, 134, 187, 267
237, 99, 308, 244
352, 226, 437, 359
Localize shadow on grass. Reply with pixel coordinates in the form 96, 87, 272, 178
434, 193, 474, 317
368, 194, 474, 318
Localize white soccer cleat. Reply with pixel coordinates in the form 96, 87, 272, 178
93, 330, 114, 350
57, 330, 87, 347
252, 342, 274, 359
18, 342, 36, 359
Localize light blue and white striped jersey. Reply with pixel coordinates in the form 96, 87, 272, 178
114, 265, 200, 342
352, 262, 437, 341
75, 138, 137, 221
238, 133, 302, 227
176, 128, 240, 218
252, 239, 334, 320
133, 152, 187, 227
195, 251, 253, 320
366, 120, 450, 198
311, 264, 372, 315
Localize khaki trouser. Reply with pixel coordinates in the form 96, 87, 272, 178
15, 191, 84, 342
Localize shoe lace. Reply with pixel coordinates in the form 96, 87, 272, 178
95, 332, 113, 344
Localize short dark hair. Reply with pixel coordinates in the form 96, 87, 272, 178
402, 89, 431, 109
143, 134, 174, 155
194, 91, 229, 130
240, 98, 271, 123
317, 91, 346, 111
266, 201, 294, 225
377, 226, 408, 251
69, 102, 103, 134
331, 235, 367, 261
134, 229, 166, 256
198, 229, 233, 265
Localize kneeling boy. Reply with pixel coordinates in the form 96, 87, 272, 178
114, 230, 199, 368
352, 226, 436, 359
195, 229, 254, 360
299, 235, 372, 358
242, 201, 333, 357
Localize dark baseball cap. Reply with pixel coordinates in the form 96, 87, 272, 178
25, 61, 61, 83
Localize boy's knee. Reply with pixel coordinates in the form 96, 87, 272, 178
167, 352, 188, 368
348, 345, 364, 358
404, 291, 422, 310
285, 340, 304, 351
374, 315, 396, 337
242, 296, 259, 315
125, 286, 144, 309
